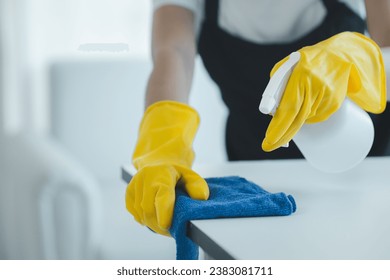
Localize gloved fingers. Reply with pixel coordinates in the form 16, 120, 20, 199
262, 70, 310, 151
148, 226, 171, 237
155, 185, 176, 231
304, 70, 348, 123
138, 180, 173, 236
346, 63, 362, 94
177, 166, 209, 200
144, 210, 171, 237
344, 33, 386, 113
347, 64, 387, 114
141, 165, 179, 235
304, 91, 332, 123
133, 172, 146, 225
125, 174, 143, 225
315, 32, 386, 113
262, 104, 309, 151
140, 178, 160, 230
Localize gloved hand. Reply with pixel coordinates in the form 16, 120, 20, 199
262, 31, 387, 152
125, 101, 209, 236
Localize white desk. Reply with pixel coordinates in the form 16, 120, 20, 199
122, 157, 390, 260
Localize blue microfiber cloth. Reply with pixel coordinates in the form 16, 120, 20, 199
169, 176, 296, 260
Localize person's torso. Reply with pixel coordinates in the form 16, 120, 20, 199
196, 0, 368, 160
153, 0, 366, 44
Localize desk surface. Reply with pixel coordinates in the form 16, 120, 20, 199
122, 157, 390, 260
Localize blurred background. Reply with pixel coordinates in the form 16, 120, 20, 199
0, 0, 227, 259
0, 0, 389, 260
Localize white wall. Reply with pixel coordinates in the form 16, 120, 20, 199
0, 0, 28, 134
0, 0, 3, 136
0, 0, 153, 135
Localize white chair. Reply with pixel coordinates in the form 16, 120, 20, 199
0, 134, 101, 259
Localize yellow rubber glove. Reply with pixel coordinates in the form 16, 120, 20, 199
125, 101, 209, 236
262, 31, 387, 152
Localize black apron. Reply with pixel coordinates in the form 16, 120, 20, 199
198, 0, 390, 160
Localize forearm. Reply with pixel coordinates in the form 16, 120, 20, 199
365, 0, 390, 47
146, 47, 195, 107
145, 6, 196, 108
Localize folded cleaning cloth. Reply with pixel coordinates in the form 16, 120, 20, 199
169, 176, 296, 260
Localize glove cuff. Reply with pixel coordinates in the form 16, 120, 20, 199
132, 100, 200, 170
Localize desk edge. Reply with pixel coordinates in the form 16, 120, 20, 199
188, 222, 235, 260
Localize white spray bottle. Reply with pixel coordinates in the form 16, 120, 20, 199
259, 52, 374, 173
